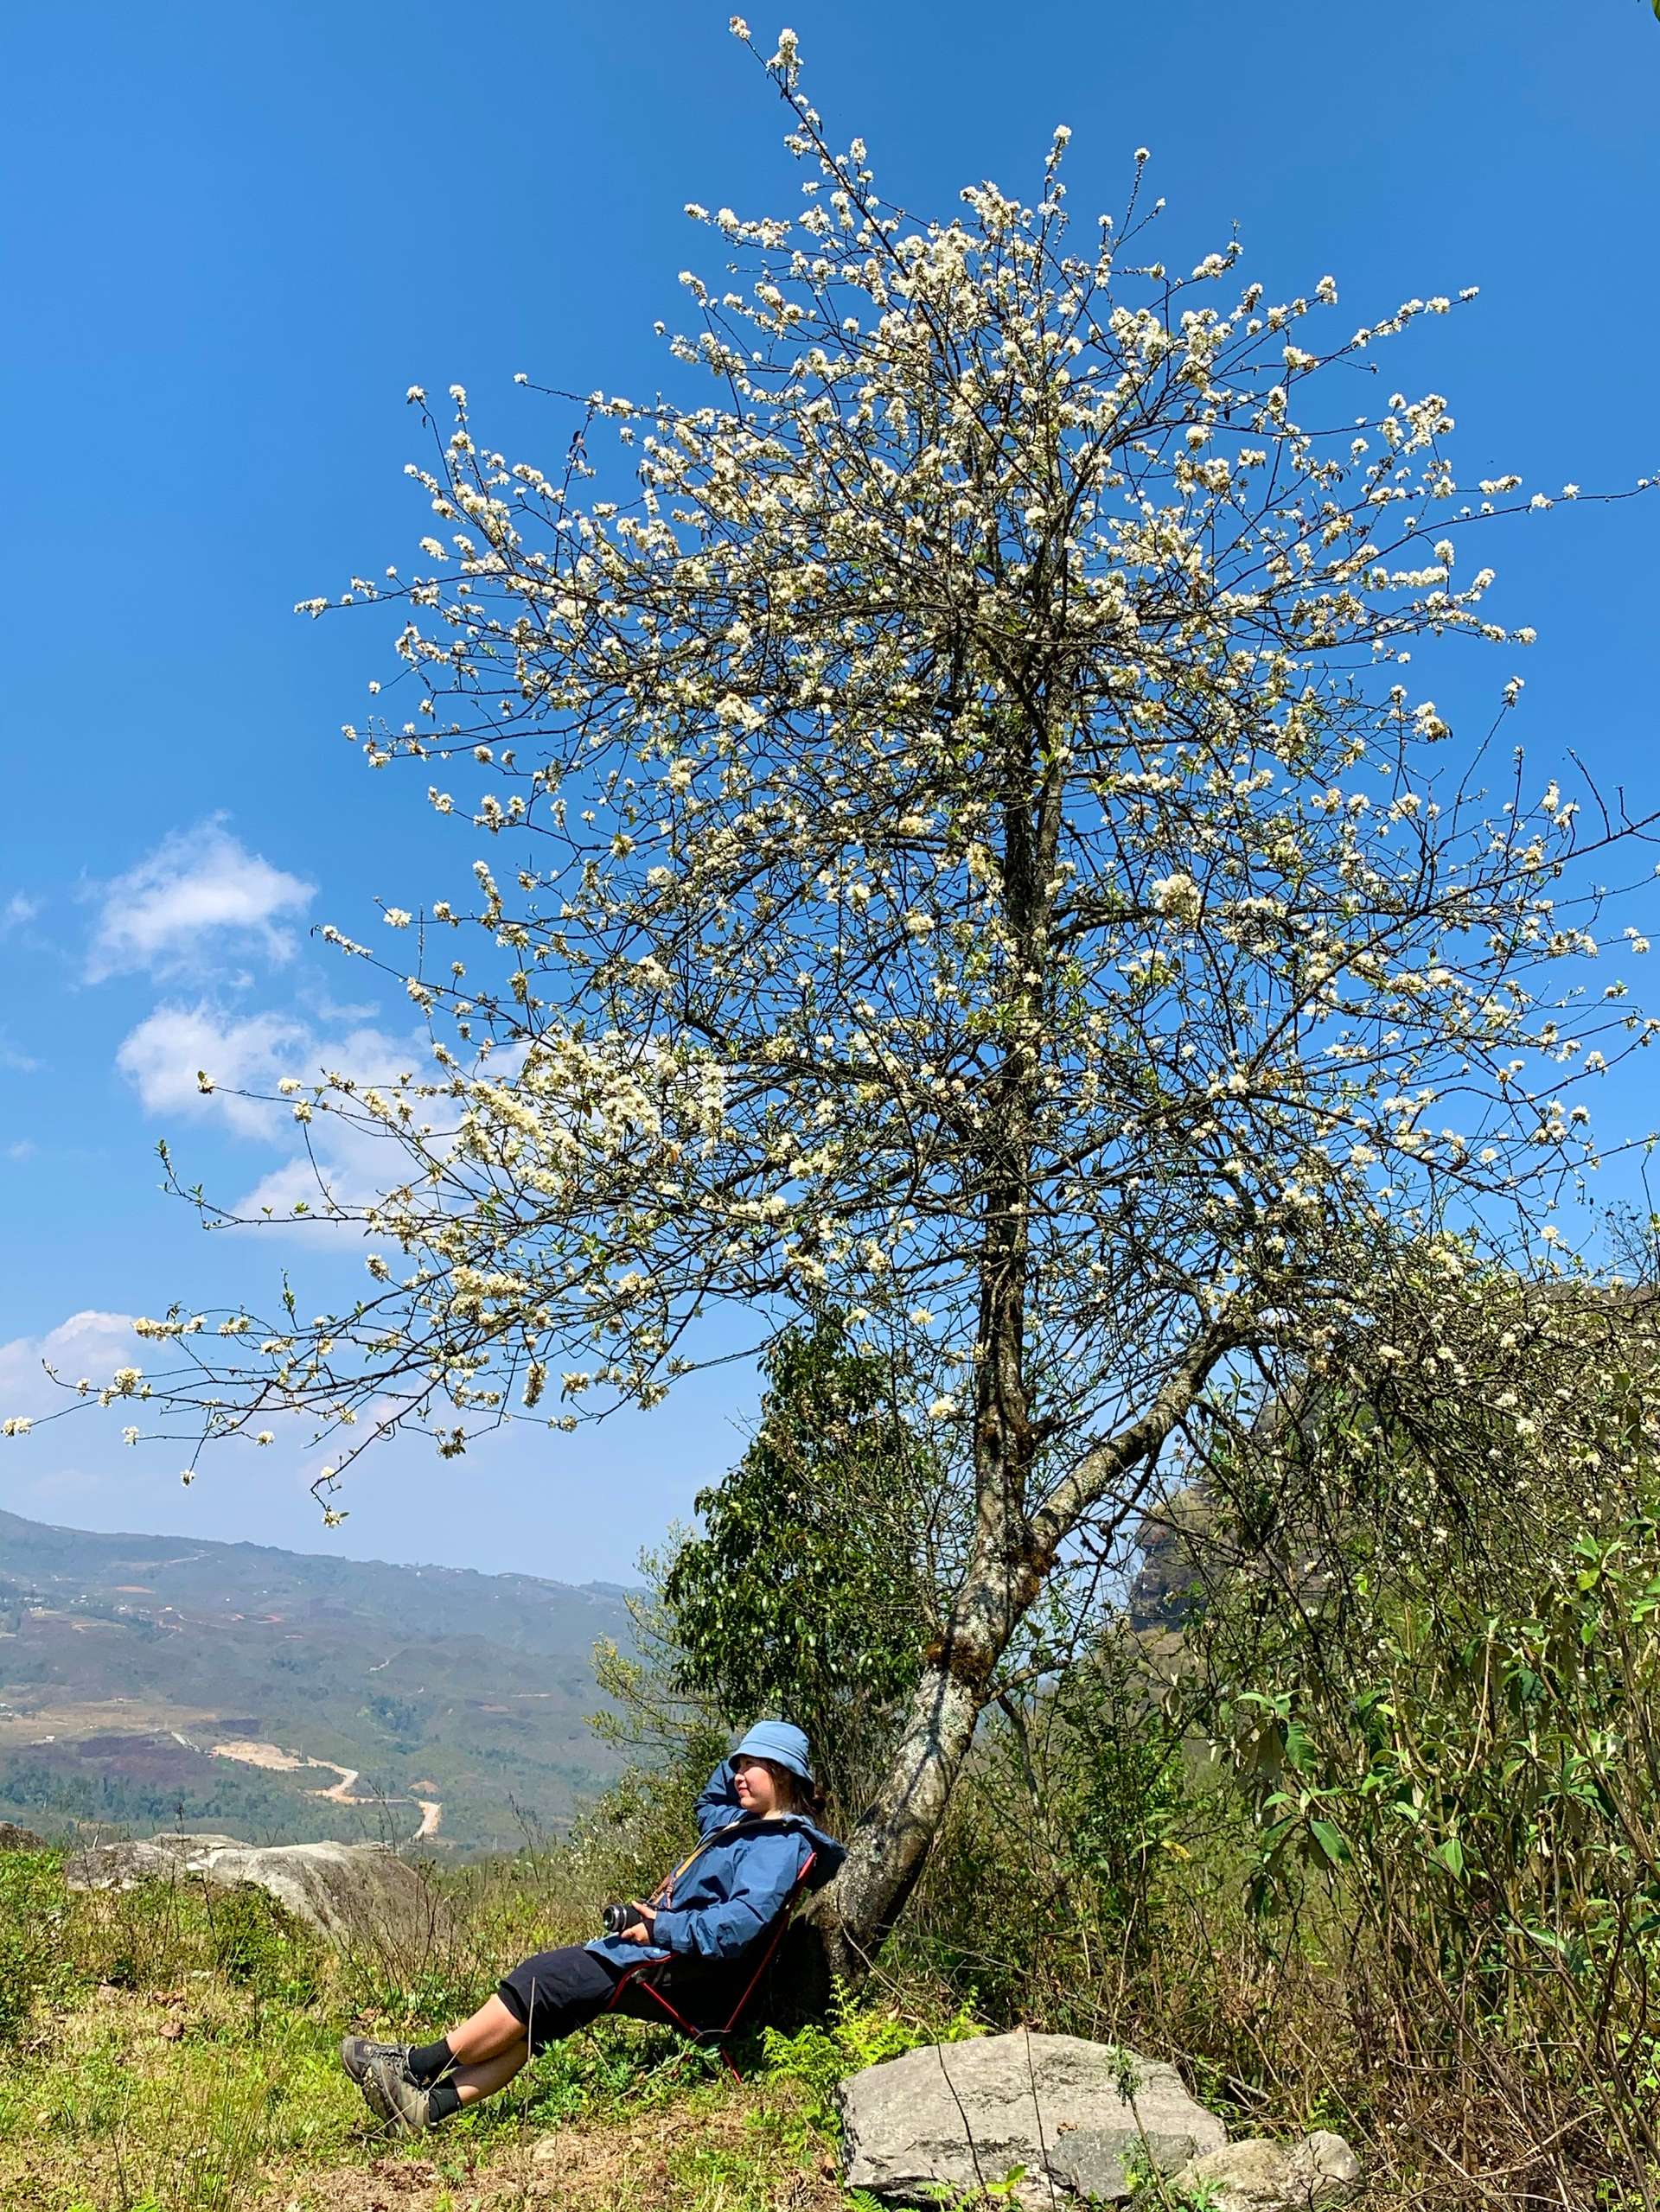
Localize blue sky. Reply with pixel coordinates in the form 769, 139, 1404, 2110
2, 0, 1657, 1581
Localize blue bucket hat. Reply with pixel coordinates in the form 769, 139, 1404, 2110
732, 1719, 814, 1785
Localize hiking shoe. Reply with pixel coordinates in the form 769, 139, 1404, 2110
339, 2036, 409, 2087
361, 2049, 434, 2137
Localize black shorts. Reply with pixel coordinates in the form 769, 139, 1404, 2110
497, 1944, 739, 2055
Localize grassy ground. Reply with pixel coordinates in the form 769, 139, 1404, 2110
0, 1845, 967, 2212
0, 1980, 846, 2212
12, 1831, 1645, 2212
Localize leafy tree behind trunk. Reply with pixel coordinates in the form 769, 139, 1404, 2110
660, 1310, 930, 1814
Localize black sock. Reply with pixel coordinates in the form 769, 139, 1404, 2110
406, 2037, 456, 2087
427, 2079, 462, 2124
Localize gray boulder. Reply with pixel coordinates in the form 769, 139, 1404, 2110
838, 2030, 1226, 2208
65, 1831, 452, 1954
67, 1833, 242, 1884
1172, 2131, 1363, 2210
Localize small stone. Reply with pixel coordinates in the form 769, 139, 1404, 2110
1050, 2126, 1201, 2202
1290, 2131, 1363, 2203
1172, 2129, 1363, 2211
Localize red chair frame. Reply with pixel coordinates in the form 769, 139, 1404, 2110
603, 1848, 819, 2082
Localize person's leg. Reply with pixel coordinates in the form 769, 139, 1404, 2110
353, 1947, 623, 2134
347, 1992, 525, 2102
431, 1993, 526, 2070
493, 1944, 625, 2064
361, 2006, 530, 2134
451, 2043, 530, 2107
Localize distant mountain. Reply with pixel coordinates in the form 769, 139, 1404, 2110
0, 1508, 636, 1853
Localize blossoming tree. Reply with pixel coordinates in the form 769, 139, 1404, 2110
65, 26, 1660, 1967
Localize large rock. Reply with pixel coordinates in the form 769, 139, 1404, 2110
65, 1833, 241, 1886
839, 2030, 1226, 2209
0, 1820, 48, 1850
1172, 2132, 1363, 2210
1128, 1486, 1226, 1635
64, 1831, 452, 1954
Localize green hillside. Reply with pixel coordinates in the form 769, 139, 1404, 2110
0, 1508, 635, 1852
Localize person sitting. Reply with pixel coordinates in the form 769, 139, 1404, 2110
341, 1719, 844, 2134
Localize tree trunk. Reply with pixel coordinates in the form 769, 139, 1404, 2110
794, 723, 1060, 1990
792, 1309, 1251, 1998
804, 1645, 989, 1987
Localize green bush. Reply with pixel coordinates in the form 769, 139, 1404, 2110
872, 1638, 1196, 2035
761, 1992, 981, 2129
658, 1313, 930, 1815
203, 1882, 323, 2005
58, 1867, 325, 2011
0, 1850, 79, 2041
1175, 1305, 1660, 2199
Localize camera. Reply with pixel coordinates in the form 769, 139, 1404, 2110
601, 1899, 646, 1937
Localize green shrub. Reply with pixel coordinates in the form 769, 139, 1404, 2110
70, 1872, 214, 1992
0, 1850, 78, 2041
657, 1313, 930, 1816
878, 1643, 1196, 2037
203, 1881, 323, 2005
762, 1992, 982, 2129
60, 1867, 325, 2011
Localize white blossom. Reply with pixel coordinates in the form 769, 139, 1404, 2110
1148, 873, 1203, 922
110, 76, 1657, 1625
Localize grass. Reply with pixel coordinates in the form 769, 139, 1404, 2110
0, 1845, 957, 2212
10, 1827, 1651, 2212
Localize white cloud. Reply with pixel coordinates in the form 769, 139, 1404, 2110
116, 1003, 312, 1137
114, 1000, 419, 1233
1, 893, 41, 933
228, 1041, 422, 1234
86, 819, 314, 983
117, 1002, 412, 1125
0, 1310, 143, 1418
231, 1142, 384, 1228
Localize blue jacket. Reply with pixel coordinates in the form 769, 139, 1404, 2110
586, 1757, 845, 1970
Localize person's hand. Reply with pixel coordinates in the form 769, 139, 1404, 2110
621, 1903, 657, 1944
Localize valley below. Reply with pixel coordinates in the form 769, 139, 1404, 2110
0, 1507, 635, 1852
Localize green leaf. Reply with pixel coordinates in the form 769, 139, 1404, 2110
1437, 1835, 1465, 1879
1309, 1818, 1350, 1866
1514, 1922, 1570, 1956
